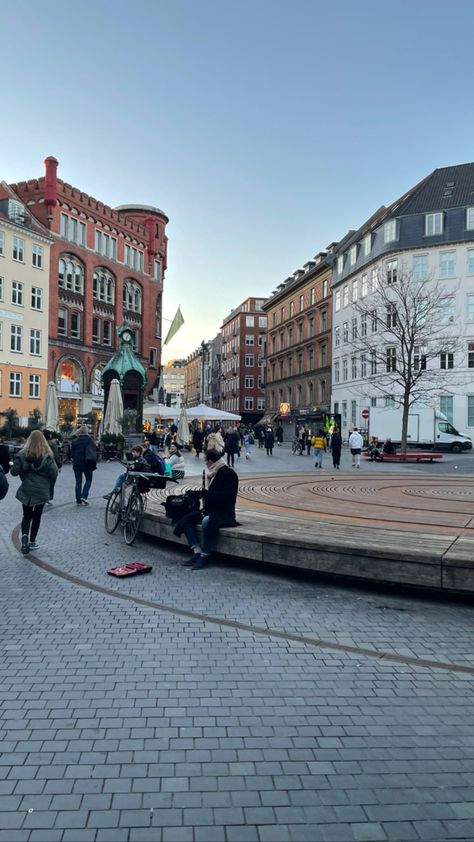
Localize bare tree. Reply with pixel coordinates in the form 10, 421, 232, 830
349, 261, 465, 450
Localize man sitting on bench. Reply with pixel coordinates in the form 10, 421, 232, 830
383, 438, 397, 455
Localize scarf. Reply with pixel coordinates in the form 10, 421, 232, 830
206, 456, 227, 487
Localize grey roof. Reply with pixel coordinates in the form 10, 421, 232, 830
395, 163, 474, 215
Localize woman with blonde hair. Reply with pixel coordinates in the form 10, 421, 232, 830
11, 430, 58, 554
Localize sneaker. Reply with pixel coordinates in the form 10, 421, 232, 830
21, 534, 30, 555
28, 541, 40, 551
46, 501, 53, 507
80, 499, 90, 505
191, 557, 207, 570
182, 555, 200, 567
103, 493, 112, 501
76, 500, 82, 505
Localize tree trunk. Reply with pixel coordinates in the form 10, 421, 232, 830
401, 396, 410, 453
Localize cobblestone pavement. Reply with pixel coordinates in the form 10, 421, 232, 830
1, 447, 474, 841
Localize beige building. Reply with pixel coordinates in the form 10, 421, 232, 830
163, 358, 185, 407
0, 185, 52, 425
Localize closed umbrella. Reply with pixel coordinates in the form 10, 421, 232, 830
176, 406, 190, 447
44, 381, 59, 431
103, 379, 123, 435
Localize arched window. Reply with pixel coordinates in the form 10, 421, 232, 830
93, 268, 115, 304
123, 279, 142, 313
58, 254, 84, 294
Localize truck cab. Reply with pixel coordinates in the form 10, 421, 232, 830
435, 416, 472, 453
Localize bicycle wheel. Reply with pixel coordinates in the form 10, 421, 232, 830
123, 491, 144, 545
105, 489, 121, 533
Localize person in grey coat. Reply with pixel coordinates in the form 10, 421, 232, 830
11, 430, 58, 554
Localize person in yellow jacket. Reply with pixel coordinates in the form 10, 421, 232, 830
311, 429, 327, 469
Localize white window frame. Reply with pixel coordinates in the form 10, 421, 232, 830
0, 231, 4, 256
11, 324, 23, 352
245, 334, 254, 346
363, 234, 372, 257
384, 220, 398, 243
337, 255, 344, 274
343, 285, 349, 307
440, 250, 456, 279
425, 212, 443, 236
468, 249, 474, 275
413, 253, 428, 280
467, 207, 474, 230
361, 274, 368, 297
352, 279, 358, 302
70, 311, 81, 339
30, 329, 41, 356
335, 289, 341, 312
29, 374, 40, 399
31, 287, 42, 310
244, 376, 254, 388
245, 354, 254, 366
257, 397, 265, 411
12, 281, 23, 306
10, 372, 21, 397
32, 244, 44, 269
0, 276, 4, 300
244, 397, 254, 410
12, 237, 25, 262
245, 315, 255, 327
349, 245, 357, 267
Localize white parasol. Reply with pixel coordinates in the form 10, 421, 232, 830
44, 381, 59, 431
176, 406, 190, 447
103, 378, 124, 435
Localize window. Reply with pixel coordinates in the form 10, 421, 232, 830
342, 358, 348, 381
386, 347, 397, 372
385, 395, 396, 408
58, 308, 67, 336
320, 379, 327, 403
468, 250, 474, 274
245, 335, 254, 345
60, 213, 68, 237
308, 347, 314, 368
361, 274, 368, 297
245, 354, 254, 366
280, 306, 285, 322
31, 287, 42, 310
440, 297, 455, 323
361, 313, 367, 337
10, 372, 21, 397
70, 312, 80, 339
335, 325, 340, 347
245, 376, 254, 388
0, 321, 2, 350
310, 287, 315, 305
321, 309, 327, 332
410, 254, 427, 282
149, 348, 157, 367
61, 213, 86, 245
425, 212, 443, 236
297, 322, 304, 343
343, 321, 348, 343
31, 244, 44, 269
467, 208, 474, 230
337, 255, 344, 274
334, 360, 340, 383
153, 259, 161, 281
59, 256, 84, 293
103, 320, 112, 346
257, 397, 265, 411
342, 401, 347, 429
386, 303, 397, 328
322, 279, 328, 298
289, 301, 294, 317
349, 245, 357, 267
0, 231, 4, 255
361, 353, 367, 378
440, 395, 454, 423
299, 294, 304, 312
371, 267, 379, 291
334, 401, 339, 415
245, 315, 254, 327
386, 259, 397, 284
371, 351, 377, 375
12, 237, 24, 261
343, 285, 349, 307
131, 329, 140, 354
244, 397, 254, 410
30, 329, 41, 355
309, 316, 314, 338
124, 244, 144, 272
440, 251, 456, 278
335, 290, 341, 312
12, 281, 23, 305
123, 279, 142, 313
351, 356, 357, 379
288, 355, 293, 376
351, 317, 357, 340
321, 343, 327, 367
414, 346, 426, 370
468, 295, 474, 322
92, 318, 100, 343
469, 397, 474, 427
259, 316, 267, 328
0, 276, 3, 300
440, 351, 454, 370
94, 269, 115, 303
29, 374, 40, 399
11, 325, 23, 352
363, 234, 372, 256
384, 220, 398, 243
371, 309, 378, 332
352, 279, 358, 302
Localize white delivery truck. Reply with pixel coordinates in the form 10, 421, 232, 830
369, 405, 472, 453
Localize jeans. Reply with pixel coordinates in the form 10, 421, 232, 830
183, 515, 213, 555
114, 472, 126, 491
74, 467, 93, 502
314, 448, 324, 468
21, 503, 45, 541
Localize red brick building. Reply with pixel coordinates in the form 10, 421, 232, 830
9, 157, 168, 428
221, 297, 267, 425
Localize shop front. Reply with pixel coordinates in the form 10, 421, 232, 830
55, 358, 84, 427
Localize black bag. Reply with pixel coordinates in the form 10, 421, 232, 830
162, 490, 201, 522
0, 467, 8, 500
85, 439, 97, 470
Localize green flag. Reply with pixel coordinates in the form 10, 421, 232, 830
164, 306, 185, 345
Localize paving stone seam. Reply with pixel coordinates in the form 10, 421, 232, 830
11, 521, 474, 678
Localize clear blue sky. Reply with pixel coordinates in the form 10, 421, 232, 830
2, 0, 474, 361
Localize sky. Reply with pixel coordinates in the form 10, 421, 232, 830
2, 0, 474, 362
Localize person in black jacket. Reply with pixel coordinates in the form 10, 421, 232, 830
0, 435, 11, 474
174, 448, 239, 570
71, 426, 97, 505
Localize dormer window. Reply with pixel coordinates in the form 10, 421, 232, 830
363, 234, 372, 257
384, 220, 398, 243
467, 207, 474, 230
425, 212, 443, 236
349, 245, 357, 267
337, 255, 344, 274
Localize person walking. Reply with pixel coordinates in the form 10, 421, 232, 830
275, 424, 283, 446
11, 430, 58, 554
311, 429, 327, 469
0, 435, 11, 474
349, 427, 363, 468
206, 428, 225, 454
43, 430, 62, 504
264, 427, 275, 456
330, 428, 342, 469
192, 427, 205, 459
71, 425, 97, 505
242, 430, 252, 459
224, 427, 240, 468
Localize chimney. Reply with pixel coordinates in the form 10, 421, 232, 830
44, 156, 58, 220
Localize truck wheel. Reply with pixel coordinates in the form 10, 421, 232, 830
451, 443, 462, 454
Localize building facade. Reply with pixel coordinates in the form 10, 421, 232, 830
163, 358, 186, 407
262, 252, 333, 435
0, 186, 53, 425
9, 157, 168, 429
221, 297, 267, 425
331, 163, 474, 439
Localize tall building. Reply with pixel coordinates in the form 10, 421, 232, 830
221, 297, 267, 425
262, 252, 333, 434
0, 184, 53, 425
9, 156, 168, 428
331, 163, 474, 438
163, 358, 186, 407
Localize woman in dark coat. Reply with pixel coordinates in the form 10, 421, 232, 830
192, 428, 205, 459
224, 427, 240, 468
71, 426, 97, 505
11, 430, 58, 554
264, 427, 275, 456
330, 428, 342, 469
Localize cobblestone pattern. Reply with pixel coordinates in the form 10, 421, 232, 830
1, 457, 474, 841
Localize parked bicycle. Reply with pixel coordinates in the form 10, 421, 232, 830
105, 461, 176, 545
291, 438, 303, 455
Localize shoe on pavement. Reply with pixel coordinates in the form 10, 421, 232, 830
191, 557, 207, 570
21, 534, 30, 555
81, 499, 90, 505
103, 493, 112, 500
28, 541, 40, 551
182, 556, 199, 567
46, 501, 53, 506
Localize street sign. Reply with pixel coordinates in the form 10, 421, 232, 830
361, 408, 369, 420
